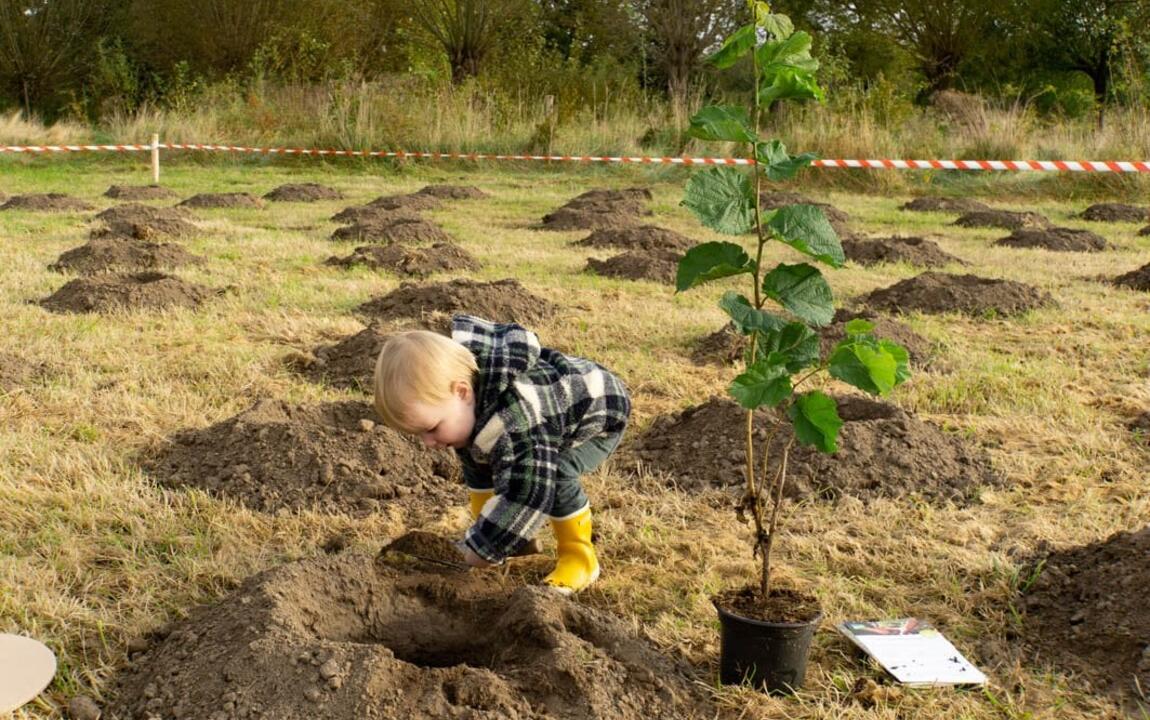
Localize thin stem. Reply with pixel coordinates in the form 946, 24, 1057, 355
763, 437, 796, 598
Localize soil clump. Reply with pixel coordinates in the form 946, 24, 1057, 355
900, 196, 991, 213
1139, 225, 1150, 236
178, 192, 265, 209
291, 324, 398, 391
415, 184, 490, 200
331, 205, 420, 225
759, 191, 850, 224
571, 225, 694, 252
1020, 526, 1150, 714
1080, 203, 1149, 223
357, 278, 557, 329
994, 227, 1109, 252
0, 193, 95, 212
96, 203, 195, 224
326, 242, 479, 277
843, 236, 964, 267
103, 185, 178, 201
49, 238, 203, 275
541, 187, 653, 230
586, 248, 681, 283
332, 218, 453, 244
264, 183, 345, 202
953, 210, 1050, 230
147, 399, 459, 517
107, 554, 711, 720
864, 272, 1055, 316
367, 193, 443, 212
39, 272, 214, 313
624, 395, 999, 503
92, 204, 198, 240
1111, 262, 1150, 292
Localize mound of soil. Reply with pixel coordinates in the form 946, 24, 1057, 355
1111, 262, 1150, 292
415, 184, 490, 200
541, 188, 653, 230
263, 183, 345, 202
1139, 225, 1150, 237
953, 210, 1050, 230
689, 325, 746, 366
624, 395, 999, 503
1080, 203, 1149, 223
39, 272, 214, 314
570, 187, 653, 204
108, 554, 711, 720
49, 238, 202, 275
92, 203, 198, 240
571, 225, 694, 252
0, 193, 95, 212
843, 236, 964, 267
178, 192, 265, 209
900, 196, 991, 213
332, 218, 453, 245
326, 242, 480, 277
367, 193, 443, 212
586, 248, 681, 283
1020, 526, 1150, 713
148, 399, 459, 516
994, 227, 1109, 252
103, 185, 178, 201
331, 205, 421, 225
291, 324, 405, 391
864, 272, 1055, 317
759, 192, 850, 224
357, 279, 557, 329
95, 203, 195, 224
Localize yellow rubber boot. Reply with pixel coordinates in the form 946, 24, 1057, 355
543, 507, 600, 595
469, 490, 542, 556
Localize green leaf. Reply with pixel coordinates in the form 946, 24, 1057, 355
828, 343, 898, 395
675, 242, 754, 292
730, 357, 792, 409
843, 318, 875, 336
755, 140, 817, 182
787, 391, 842, 453
761, 263, 835, 326
759, 66, 825, 105
756, 31, 818, 77
708, 24, 757, 69
879, 339, 912, 386
765, 204, 845, 267
681, 166, 756, 235
688, 106, 757, 144
718, 291, 787, 335
759, 12, 793, 40
757, 322, 821, 372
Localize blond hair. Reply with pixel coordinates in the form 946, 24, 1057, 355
373, 330, 478, 432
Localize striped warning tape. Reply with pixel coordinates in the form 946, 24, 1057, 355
2, 141, 1149, 172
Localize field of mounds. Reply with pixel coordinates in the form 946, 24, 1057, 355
289, 324, 405, 391
863, 272, 1056, 316
994, 227, 1109, 252
571, 224, 694, 252
91, 203, 200, 240
326, 242, 479, 276
586, 247, 681, 283
541, 187, 653, 230
332, 216, 454, 244
356, 278, 557, 329
842, 235, 965, 267
264, 182, 345, 202
39, 271, 215, 313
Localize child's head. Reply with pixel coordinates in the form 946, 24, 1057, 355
374, 330, 479, 450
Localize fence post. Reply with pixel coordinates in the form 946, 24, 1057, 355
151, 133, 160, 184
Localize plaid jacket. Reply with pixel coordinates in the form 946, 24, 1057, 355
452, 315, 630, 563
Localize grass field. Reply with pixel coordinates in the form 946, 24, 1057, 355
1, 157, 1148, 718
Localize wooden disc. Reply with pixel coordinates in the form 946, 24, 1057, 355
0, 634, 57, 712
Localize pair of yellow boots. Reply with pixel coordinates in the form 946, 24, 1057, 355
468, 491, 599, 594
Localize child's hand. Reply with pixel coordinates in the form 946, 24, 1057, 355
456, 542, 494, 568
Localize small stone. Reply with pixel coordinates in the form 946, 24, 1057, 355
1070, 610, 1087, 624
318, 658, 340, 679
68, 695, 102, 720
359, 419, 375, 432
304, 687, 323, 702
126, 636, 149, 654
327, 675, 343, 690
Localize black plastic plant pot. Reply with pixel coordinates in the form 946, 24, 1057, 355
714, 602, 822, 694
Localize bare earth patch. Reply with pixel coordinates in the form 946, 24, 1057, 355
92, 203, 198, 240
263, 183, 345, 202
178, 193, 266, 209
367, 193, 443, 212
994, 227, 1109, 252
49, 238, 203, 275
290, 324, 414, 391
39, 272, 215, 314
541, 187, 653, 230
96, 203, 195, 224
953, 210, 1051, 230
146, 399, 459, 517
331, 218, 453, 244
103, 185, 178, 201
623, 395, 999, 503
571, 225, 694, 252
356, 279, 557, 329
1111, 262, 1150, 292
326, 242, 480, 277
0, 193, 95, 212
900, 196, 991, 213
1079, 203, 1149, 223
863, 272, 1056, 316
331, 205, 421, 225
415, 184, 490, 200
585, 248, 681, 283
842, 236, 965, 267
107, 554, 711, 720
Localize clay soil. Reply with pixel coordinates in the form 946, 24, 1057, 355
842, 236, 964, 267
541, 188, 653, 230
1111, 262, 1150, 292
263, 183, 345, 202
356, 279, 557, 330
1079, 203, 1149, 223
0, 193, 95, 212
585, 248, 681, 283
900, 197, 991, 213
178, 193, 266, 209
49, 238, 202, 275
326, 242, 479, 277
863, 272, 1056, 316
623, 395, 999, 503
570, 225, 693, 252
332, 218, 454, 244
415, 184, 490, 200
291, 324, 410, 391
1020, 526, 1150, 714
107, 554, 711, 720
994, 227, 1109, 252
103, 185, 178, 201
953, 210, 1050, 230
39, 272, 214, 314
146, 399, 460, 517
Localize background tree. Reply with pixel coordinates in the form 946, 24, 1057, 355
637, 0, 742, 112
406, 0, 529, 83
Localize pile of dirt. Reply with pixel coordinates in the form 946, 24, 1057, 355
291, 324, 409, 391
1080, 203, 1149, 223
92, 203, 198, 240
953, 210, 1050, 230
571, 225, 694, 252
326, 242, 480, 277
864, 272, 1055, 316
178, 192, 265, 209
994, 227, 1109, 252
900, 196, 991, 213
357, 278, 557, 329
48, 238, 203, 275
107, 554, 711, 720
39, 272, 214, 314
1139, 225, 1150, 237
415, 184, 490, 200
1020, 526, 1150, 714
331, 205, 421, 225
623, 395, 999, 503
332, 218, 453, 244
264, 183, 345, 202
842, 236, 964, 267
147, 399, 459, 516
760, 191, 850, 224
367, 193, 443, 212
103, 185, 178, 201
689, 325, 746, 366
586, 248, 681, 283
541, 187, 653, 230
0, 193, 95, 212
95, 203, 195, 223
1111, 262, 1150, 292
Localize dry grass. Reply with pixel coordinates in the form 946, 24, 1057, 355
0, 158, 1148, 719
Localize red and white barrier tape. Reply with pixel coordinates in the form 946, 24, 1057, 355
2, 141, 1149, 172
